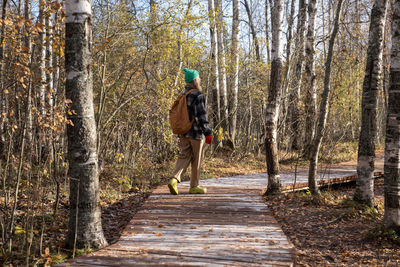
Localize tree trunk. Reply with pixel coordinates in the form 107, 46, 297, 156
304, 0, 317, 158
231, 0, 240, 144
244, 0, 260, 61
355, 0, 388, 206
53, 8, 61, 103
289, 0, 306, 151
384, 1, 400, 231
283, 0, 295, 79
265, 0, 284, 195
95, 0, 110, 154
215, 0, 228, 133
265, 0, 271, 65
46, 1, 54, 109
38, 0, 46, 116
281, 0, 295, 135
0, 0, 8, 148
173, 0, 193, 87
308, 0, 344, 195
65, 0, 108, 249
208, 0, 220, 125
24, 0, 32, 144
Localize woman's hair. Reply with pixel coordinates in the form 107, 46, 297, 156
187, 76, 202, 91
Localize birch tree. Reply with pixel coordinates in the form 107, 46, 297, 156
355, 0, 388, 205
384, 1, 400, 231
231, 0, 240, 143
0, 0, 8, 146
265, 0, 271, 64
281, 0, 295, 125
265, 0, 284, 195
308, 0, 344, 195
24, 0, 33, 144
38, 0, 46, 115
65, 0, 108, 249
304, 0, 317, 158
215, 0, 228, 132
244, 0, 261, 61
289, 0, 306, 151
208, 0, 220, 124
46, 0, 54, 110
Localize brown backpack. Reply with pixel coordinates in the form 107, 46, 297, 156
169, 89, 199, 135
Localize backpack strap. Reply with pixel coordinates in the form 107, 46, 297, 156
183, 88, 199, 96
183, 89, 199, 123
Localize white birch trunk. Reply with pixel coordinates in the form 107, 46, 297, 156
384, 1, 400, 231
215, 0, 228, 132
244, 0, 260, 61
53, 10, 60, 102
289, 0, 306, 151
46, 2, 54, 109
308, 0, 344, 195
65, 0, 108, 249
208, 0, 220, 124
304, 0, 317, 157
265, 0, 284, 195
279, 0, 295, 143
355, 0, 388, 205
265, 0, 271, 64
38, 0, 46, 116
231, 0, 240, 144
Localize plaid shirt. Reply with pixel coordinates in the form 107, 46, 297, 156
182, 86, 213, 140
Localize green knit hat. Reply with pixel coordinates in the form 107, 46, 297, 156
183, 68, 199, 83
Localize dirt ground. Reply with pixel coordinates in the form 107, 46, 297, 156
265, 178, 400, 266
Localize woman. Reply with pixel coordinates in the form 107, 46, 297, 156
168, 68, 213, 195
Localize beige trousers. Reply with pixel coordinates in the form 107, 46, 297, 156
172, 136, 205, 188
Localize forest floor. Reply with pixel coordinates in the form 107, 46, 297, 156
265, 178, 400, 266
4, 144, 399, 266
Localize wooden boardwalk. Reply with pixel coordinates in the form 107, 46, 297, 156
60, 158, 383, 266
60, 176, 295, 266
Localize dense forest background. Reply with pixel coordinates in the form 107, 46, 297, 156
0, 0, 394, 264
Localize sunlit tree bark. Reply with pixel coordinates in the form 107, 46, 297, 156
215, 0, 228, 133
265, 0, 284, 195
0, 0, 9, 148
208, 0, 220, 124
384, 1, 400, 231
281, 0, 295, 129
38, 0, 46, 116
65, 0, 108, 249
304, 0, 317, 158
230, 0, 240, 144
308, 0, 344, 195
355, 0, 388, 206
265, 0, 271, 64
289, 0, 306, 151
244, 0, 260, 61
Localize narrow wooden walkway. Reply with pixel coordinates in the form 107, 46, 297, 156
60, 158, 383, 266
61, 176, 295, 266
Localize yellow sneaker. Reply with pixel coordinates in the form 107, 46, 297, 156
189, 186, 207, 194
168, 178, 179, 195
